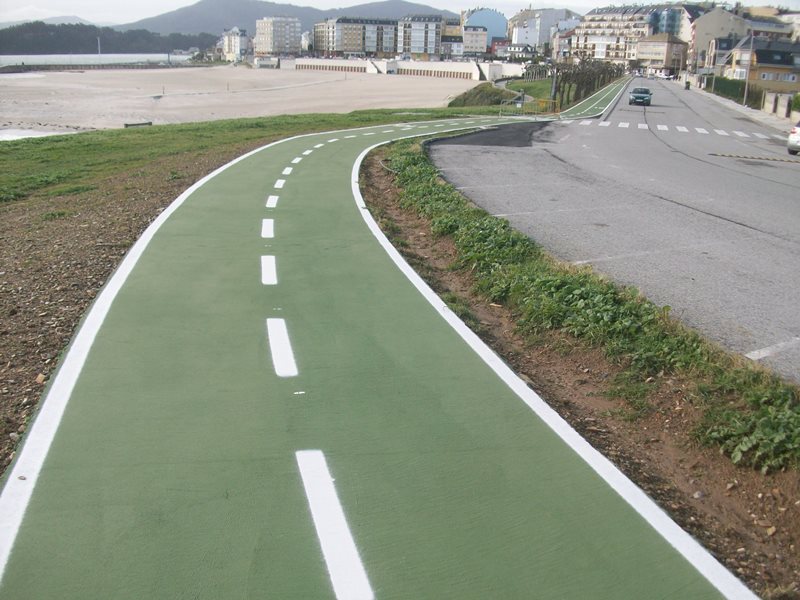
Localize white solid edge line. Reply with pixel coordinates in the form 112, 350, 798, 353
261, 219, 274, 239
266, 318, 298, 377
296, 450, 374, 600
0, 117, 512, 585
745, 337, 800, 361
350, 140, 757, 600
0, 136, 292, 584
261, 256, 277, 285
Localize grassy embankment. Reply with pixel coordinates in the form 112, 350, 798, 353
2, 108, 797, 473
385, 138, 799, 473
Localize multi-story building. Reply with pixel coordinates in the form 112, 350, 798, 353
254, 17, 301, 56
221, 27, 249, 62
397, 15, 444, 57
724, 37, 800, 92
313, 17, 397, 57
441, 35, 464, 58
637, 33, 687, 76
463, 25, 488, 54
552, 27, 576, 62
508, 8, 580, 55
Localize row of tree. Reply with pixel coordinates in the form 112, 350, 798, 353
0, 22, 218, 54
525, 59, 626, 107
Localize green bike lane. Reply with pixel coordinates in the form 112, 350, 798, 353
0, 116, 754, 599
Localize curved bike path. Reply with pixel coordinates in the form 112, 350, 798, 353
0, 116, 754, 599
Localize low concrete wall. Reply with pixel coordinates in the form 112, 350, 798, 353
295, 58, 368, 73
775, 94, 793, 119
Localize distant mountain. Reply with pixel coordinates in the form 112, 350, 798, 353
0, 15, 94, 30
118, 0, 459, 35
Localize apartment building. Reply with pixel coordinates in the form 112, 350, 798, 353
313, 17, 397, 57
397, 15, 444, 57
254, 17, 302, 56
463, 26, 488, 54
221, 27, 249, 62
508, 8, 580, 54
637, 33, 687, 76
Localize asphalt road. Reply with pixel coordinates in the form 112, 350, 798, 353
430, 78, 800, 383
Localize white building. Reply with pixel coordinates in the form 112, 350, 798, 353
508, 8, 580, 54
397, 15, 444, 57
255, 17, 302, 56
221, 27, 249, 62
463, 25, 488, 54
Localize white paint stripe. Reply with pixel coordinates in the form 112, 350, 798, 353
266, 318, 298, 377
314, 143, 325, 148
292, 157, 302, 164
676, 126, 689, 132
303, 150, 313, 155
363, 132, 375, 136
598, 122, 611, 127
696, 127, 709, 134
275, 179, 286, 189
715, 129, 729, 136
261, 219, 274, 239
618, 122, 629, 128
657, 125, 668, 131
773, 134, 785, 140
261, 255, 277, 285
0, 136, 289, 584
733, 131, 749, 138
418, 125, 429, 128
745, 337, 800, 361
0, 119, 536, 586
384, 129, 396, 132
351, 139, 758, 600
297, 450, 373, 600
345, 135, 357, 138
580, 120, 593, 125
266, 195, 279, 208
282, 167, 293, 175
638, 123, 649, 130
753, 133, 769, 139
328, 138, 339, 143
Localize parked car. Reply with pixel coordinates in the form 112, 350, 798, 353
629, 87, 652, 106
788, 120, 800, 155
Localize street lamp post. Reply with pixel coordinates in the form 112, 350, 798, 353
742, 32, 754, 107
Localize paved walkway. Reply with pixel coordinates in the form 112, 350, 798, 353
0, 111, 755, 598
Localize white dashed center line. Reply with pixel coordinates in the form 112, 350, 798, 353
266, 319, 298, 377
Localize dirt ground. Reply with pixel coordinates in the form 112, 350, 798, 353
0, 95, 798, 596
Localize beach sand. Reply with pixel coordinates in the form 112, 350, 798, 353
0, 65, 479, 136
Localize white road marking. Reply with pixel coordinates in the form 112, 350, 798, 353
351, 139, 758, 600
266, 195, 279, 208
696, 127, 709, 134
418, 125, 429, 128
715, 130, 729, 136
638, 123, 649, 130
261, 256, 277, 285
676, 126, 689, 132
328, 138, 339, 143
266, 318, 298, 377
580, 120, 593, 125
773, 134, 786, 140
303, 150, 313, 155
733, 131, 749, 138
292, 157, 303, 164
282, 167, 293, 175
314, 143, 325, 148
598, 122, 611, 127
275, 179, 286, 189
753, 133, 769, 139
618, 122, 630, 128
296, 450, 373, 600
745, 337, 800, 361
363, 132, 375, 136
345, 135, 357, 138
657, 125, 668, 131
261, 219, 274, 239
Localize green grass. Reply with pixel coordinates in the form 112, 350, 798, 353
387, 138, 800, 473
447, 82, 516, 107
506, 79, 554, 99
0, 108, 496, 206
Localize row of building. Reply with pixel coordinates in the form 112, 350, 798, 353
217, 4, 800, 92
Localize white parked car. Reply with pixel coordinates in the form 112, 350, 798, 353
788, 120, 800, 155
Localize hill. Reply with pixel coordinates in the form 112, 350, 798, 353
118, 0, 459, 35
0, 15, 93, 30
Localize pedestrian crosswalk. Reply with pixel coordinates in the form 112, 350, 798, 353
561, 119, 784, 140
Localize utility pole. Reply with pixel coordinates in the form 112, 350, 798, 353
742, 32, 753, 106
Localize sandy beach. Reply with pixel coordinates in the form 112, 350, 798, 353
0, 65, 479, 136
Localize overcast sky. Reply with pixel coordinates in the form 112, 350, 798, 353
2, 0, 799, 25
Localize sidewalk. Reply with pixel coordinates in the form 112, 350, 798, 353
683, 77, 795, 133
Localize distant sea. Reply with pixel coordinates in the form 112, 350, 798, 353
0, 54, 194, 67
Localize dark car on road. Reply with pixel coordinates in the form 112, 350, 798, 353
629, 87, 653, 106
